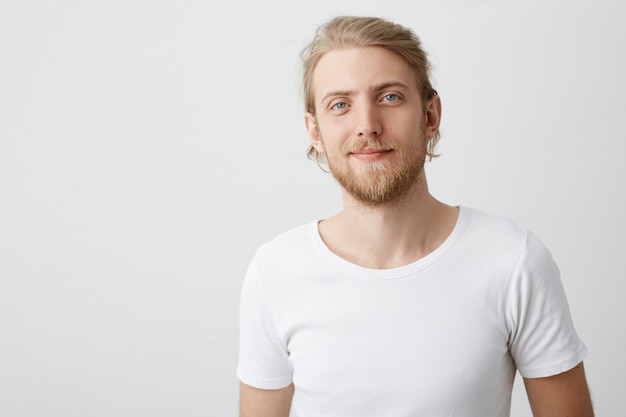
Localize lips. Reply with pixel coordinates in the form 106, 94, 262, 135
352, 148, 389, 154
350, 147, 392, 155
344, 139, 395, 159
347, 147, 394, 163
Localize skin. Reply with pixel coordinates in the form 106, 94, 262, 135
524, 362, 594, 417
303, 46, 455, 269
240, 382, 293, 417
306, 47, 432, 208
240, 45, 594, 416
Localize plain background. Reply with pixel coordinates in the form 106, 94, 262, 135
1, 0, 624, 415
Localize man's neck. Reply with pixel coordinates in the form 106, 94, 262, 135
318, 173, 458, 269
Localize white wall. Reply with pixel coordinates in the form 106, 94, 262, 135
1, 0, 624, 415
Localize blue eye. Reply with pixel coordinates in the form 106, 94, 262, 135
333, 102, 347, 110
384, 94, 398, 102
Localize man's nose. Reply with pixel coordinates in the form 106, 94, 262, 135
355, 103, 382, 137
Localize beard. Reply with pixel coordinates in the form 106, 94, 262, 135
323, 134, 428, 205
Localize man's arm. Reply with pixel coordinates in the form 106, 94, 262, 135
239, 382, 294, 417
523, 361, 593, 417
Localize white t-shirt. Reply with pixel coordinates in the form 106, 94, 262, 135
237, 207, 587, 417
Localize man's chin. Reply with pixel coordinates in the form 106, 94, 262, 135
337, 177, 406, 205
330, 165, 424, 206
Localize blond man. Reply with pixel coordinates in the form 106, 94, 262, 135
238, 16, 593, 417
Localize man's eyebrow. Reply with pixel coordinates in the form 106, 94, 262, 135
319, 90, 353, 105
372, 81, 411, 93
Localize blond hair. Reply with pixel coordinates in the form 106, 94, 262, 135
301, 16, 440, 162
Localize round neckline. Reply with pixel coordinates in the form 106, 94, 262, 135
306, 206, 471, 280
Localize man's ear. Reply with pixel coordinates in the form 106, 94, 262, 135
305, 112, 325, 153
423, 94, 442, 139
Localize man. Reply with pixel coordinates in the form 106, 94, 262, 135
237, 16, 593, 417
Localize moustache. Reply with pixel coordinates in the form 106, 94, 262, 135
344, 139, 396, 155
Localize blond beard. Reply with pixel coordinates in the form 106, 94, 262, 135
323, 135, 427, 205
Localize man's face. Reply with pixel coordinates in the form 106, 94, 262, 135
305, 46, 434, 205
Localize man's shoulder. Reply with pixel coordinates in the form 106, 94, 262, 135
253, 220, 321, 266
245, 220, 327, 288
461, 206, 532, 257
462, 206, 559, 268
464, 206, 528, 240
454, 207, 561, 289
261, 220, 316, 249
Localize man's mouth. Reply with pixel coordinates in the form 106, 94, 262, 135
353, 147, 386, 153
349, 147, 393, 161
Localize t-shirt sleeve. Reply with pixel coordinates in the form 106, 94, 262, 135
506, 231, 587, 378
237, 251, 293, 389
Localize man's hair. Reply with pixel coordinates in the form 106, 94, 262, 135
301, 16, 440, 163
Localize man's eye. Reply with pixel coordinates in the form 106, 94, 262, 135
383, 94, 398, 102
332, 102, 347, 110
